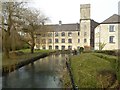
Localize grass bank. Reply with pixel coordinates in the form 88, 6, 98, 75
70, 53, 119, 88
2, 49, 55, 71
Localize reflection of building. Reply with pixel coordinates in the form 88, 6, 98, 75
35, 4, 120, 50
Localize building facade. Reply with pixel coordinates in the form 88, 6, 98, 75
94, 14, 120, 50
35, 23, 80, 50
34, 4, 120, 50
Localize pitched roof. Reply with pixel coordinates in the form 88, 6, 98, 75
45, 23, 80, 32
101, 14, 120, 24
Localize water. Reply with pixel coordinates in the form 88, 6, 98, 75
2, 54, 68, 88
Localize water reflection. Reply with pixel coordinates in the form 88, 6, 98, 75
2, 54, 67, 88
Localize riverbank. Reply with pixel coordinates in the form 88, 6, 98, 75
2, 49, 56, 75
67, 52, 120, 88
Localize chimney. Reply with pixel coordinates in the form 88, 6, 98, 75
59, 20, 62, 25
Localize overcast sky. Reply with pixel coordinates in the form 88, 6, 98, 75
28, 0, 120, 24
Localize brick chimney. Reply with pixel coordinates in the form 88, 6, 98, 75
59, 20, 62, 25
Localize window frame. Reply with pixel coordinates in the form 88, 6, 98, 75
49, 45, 52, 49
55, 32, 59, 37
84, 38, 87, 43
68, 32, 72, 37
68, 39, 72, 43
78, 39, 80, 43
61, 45, 65, 50
61, 32, 65, 36
61, 39, 65, 43
55, 39, 59, 43
109, 36, 115, 43
109, 25, 115, 32
48, 39, 52, 43
55, 45, 59, 50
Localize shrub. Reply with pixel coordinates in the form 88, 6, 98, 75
94, 50, 118, 56
79, 47, 84, 53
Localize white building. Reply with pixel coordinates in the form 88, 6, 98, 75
34, 4, 120, 51
94, 14, 120, 50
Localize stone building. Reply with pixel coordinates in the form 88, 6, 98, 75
34, 4, 120, 50
94, 14, 120, 50
35, 22, 80, 50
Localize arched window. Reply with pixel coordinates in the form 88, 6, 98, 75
61, 45, 65, 50
55, 45, 59, 50
49, 45, 52, 49
48, 39, 52, 43
55, 32, 59, 37
42, 45, 46, 49
68, 39, 72, 43
61, 32, 65, 36
68, 32, 72, 37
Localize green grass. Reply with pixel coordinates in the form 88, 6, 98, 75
2, 49, 55, 67
93, 53, 120, 83
70, 53, 116, 88
19, 49, 55, 54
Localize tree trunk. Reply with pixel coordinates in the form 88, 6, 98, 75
30, 32, 35, 54
3, 32, 10, 59
3, 3, 12, 59
31, 45, 34, 54
4, 47, 10, 59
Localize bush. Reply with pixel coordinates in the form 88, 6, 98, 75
79, 47, 84, 53
94, 50, 118, 56
22, 44, 30, 49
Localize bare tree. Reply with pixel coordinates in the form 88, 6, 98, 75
1, 2, 27, 58
21, 8, 49, 53
99, 42, 106, 50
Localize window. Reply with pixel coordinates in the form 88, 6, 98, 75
84, 32, 87, 36
42, 45, 46, 49
84, 39, 87, 43
49, 45, 52, 49
109, 36, 115, 43
68, 46, 72, 50
55, 32, 59, 37
68, 39, 72, 43
61, 39, 65, 43
61, 32, 65, 36
61, 46, 65, 50
55, 45, 59, 50
48, 33, 52, 37
68, 32, 72, 37
55, 39, 59, 43
78, 39, 80, 43
48, 39, 52, 43
42, 39, 46, 44
109, 25, 115, 32
78, 32, 80, 36
42, 34, 46, 37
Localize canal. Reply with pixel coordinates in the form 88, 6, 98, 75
2, 54, 68, 88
